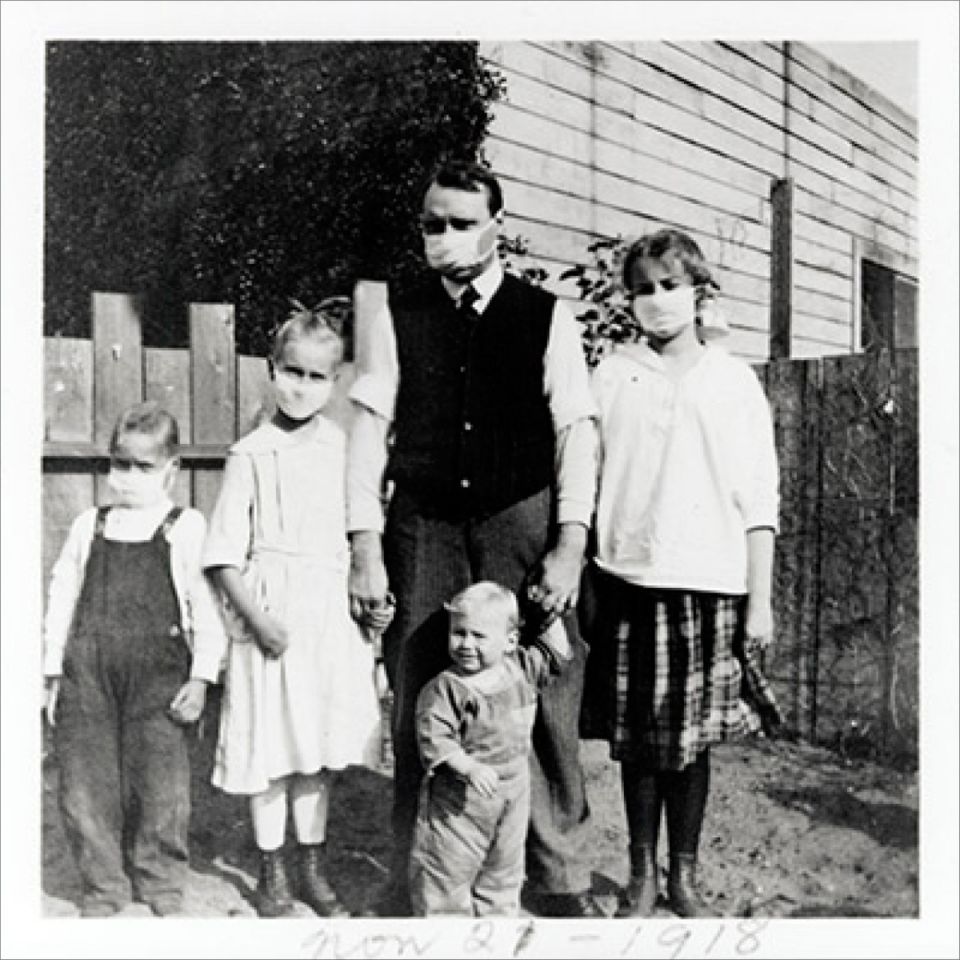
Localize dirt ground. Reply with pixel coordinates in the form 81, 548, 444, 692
41, 688, 918, 923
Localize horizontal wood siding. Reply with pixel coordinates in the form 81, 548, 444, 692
481, 40, 917, 361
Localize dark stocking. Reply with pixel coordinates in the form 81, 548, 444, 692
662, 750, 715, 918
663, 749, 710, 856
621, 760, 663, 871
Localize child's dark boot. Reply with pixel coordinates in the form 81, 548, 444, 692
617, 846, 659, 917
667, 853, 716, 918
298, 843, 349, 918
253, 847, 297, 918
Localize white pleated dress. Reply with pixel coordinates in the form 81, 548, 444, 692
203, 415, 381, 795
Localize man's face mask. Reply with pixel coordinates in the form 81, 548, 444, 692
423, 219, 499, 278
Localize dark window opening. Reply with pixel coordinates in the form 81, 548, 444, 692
861, 259, 918, 351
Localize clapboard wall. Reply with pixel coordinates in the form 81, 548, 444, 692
480, 40, 918, 362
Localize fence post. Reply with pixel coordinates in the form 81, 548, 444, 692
769, 177, 794, 360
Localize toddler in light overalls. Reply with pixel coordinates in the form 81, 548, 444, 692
409, 581, 570, 916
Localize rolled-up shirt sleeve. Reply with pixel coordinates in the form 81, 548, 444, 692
347, 282, 398, 534
42, 509, 96, 677
349, 282, 399, 422
545, 300, 599, 527
742, 375, 780, 534
346, 405, 390, 535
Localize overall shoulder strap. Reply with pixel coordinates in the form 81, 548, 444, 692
93, 506, 110, 538
155, 506, 184, 539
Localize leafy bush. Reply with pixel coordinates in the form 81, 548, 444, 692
44, 41, 505, 354
501, 232, 637, 367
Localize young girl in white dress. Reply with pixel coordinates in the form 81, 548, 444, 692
203, 299, 387, 918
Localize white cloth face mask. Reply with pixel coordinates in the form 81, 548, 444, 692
423, 220, 497, 275
632, 285, 697, 339
274, 371, 333, 421
108, 464, 172, 508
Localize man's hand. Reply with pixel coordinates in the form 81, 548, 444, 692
526, 522, 588, 628
168, 679, 208, 725
349, 531, 391, 623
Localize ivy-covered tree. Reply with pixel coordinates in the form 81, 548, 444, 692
44, 41, 505, 353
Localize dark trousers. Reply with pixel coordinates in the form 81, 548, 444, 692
383, 486, 593, 897
54, 519, 191, 911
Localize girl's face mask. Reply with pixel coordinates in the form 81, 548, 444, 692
628, 254, 698, 340
271, 336, 339, 422
631, 285, 697, 340
274, 371, 334, 421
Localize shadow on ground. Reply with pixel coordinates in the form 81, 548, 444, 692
761, 784, 918, 850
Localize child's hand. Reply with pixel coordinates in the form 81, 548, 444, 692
252, 612, 289, 658
745, 596, 774, 650
168, 679, 208, 725
465, 761, 499, 798
360, 594, 396, 639
43, 677, 60, 728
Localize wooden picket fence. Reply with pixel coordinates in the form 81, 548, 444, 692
42, 292, 357, 593
42, 292, 919, 764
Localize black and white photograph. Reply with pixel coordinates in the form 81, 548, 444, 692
2, 2, 958, 958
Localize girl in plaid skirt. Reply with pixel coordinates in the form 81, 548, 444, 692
584, 228, 781, 918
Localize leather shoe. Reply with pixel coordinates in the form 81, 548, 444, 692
526, 891, 606, 918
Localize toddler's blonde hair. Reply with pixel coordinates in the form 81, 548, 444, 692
444, 581, 520, 634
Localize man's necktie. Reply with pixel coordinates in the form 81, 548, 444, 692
458, 284, 481, 322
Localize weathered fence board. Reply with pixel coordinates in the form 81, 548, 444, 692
145, 347, 192, 445
92, 293, 143, 445
190, 303, 236, 444
44, 338, 93, 442
42, 468, 97, 598
236, 354, 274, 439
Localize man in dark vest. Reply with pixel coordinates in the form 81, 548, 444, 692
347, 160, 602, 917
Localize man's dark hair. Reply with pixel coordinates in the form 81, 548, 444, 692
425, 160, 504, 216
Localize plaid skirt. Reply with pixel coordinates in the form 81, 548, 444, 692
579, 567, 781, 771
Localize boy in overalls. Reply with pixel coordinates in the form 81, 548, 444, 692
42, 402, 227, 917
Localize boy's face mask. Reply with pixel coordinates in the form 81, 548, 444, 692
108, 461, 174, 508
108, 431, 176, 508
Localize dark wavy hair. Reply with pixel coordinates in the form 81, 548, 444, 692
424, 160, 504, 216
